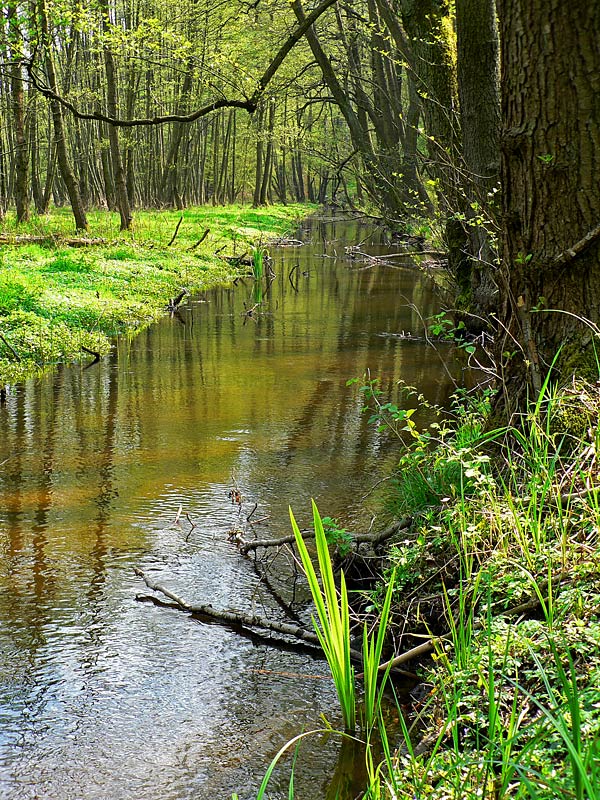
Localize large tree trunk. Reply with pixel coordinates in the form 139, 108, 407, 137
495, 0, 600, 414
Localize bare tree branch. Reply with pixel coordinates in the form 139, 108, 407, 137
26, 0, 339, 128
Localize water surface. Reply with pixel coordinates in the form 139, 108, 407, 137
0, 216, 457, 799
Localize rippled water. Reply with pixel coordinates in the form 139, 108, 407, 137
0, 216, 457, 799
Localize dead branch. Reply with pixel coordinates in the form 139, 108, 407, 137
0, 332, 21, 361
134, 567, 417, 678
236, 517, 412, 555
134, 566, 332, 650
373, 570, 572, 675
168, 288, 190, 311
81, 345, 101, 364
167, 216, 184, 246
187, 228, 210, 251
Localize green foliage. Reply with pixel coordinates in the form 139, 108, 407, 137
0, 271, 41, 314
428, 311, 477, 355
0, 205, 309, 385
291, 501, 356, 733
321, 516, 353, 556
43, 252, 92, 273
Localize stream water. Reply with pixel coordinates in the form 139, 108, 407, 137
0, 216, 459, 799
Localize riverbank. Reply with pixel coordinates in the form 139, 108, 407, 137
0, 204, 316, 386
317, 379, 600, 798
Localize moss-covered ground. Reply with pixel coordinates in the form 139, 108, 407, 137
0, 204, 315, 384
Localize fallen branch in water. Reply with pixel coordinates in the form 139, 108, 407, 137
133, 567, 418, 679
81, 345, 101, 364
168, 288, 190, 311
134, 566, 334, 650
234, 516, 412, 555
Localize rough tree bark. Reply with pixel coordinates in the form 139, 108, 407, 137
495, 0, 600, 414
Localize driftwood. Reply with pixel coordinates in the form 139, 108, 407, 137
234, 517, 412, 556
0, 234, 106, 247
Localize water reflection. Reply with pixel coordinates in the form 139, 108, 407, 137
0, 217, 457, 799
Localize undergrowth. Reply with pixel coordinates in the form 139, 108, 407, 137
360, 374, 600, 798
0, 204, 312, 385
248, 375, 600, 799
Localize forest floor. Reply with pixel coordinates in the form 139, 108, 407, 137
0, 204, 315, 385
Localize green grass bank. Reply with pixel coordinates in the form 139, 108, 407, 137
0, 204, 315, 385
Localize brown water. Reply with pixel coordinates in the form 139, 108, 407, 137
0, 217, 457, 800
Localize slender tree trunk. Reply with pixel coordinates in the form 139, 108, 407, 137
160, 64, 194, 206
30, 97, 45, 213
100, 0, 132, 230
7, 2, 29, 222
38, 0, 88, 231
259, 99, 275, 205
253, 105, 264, 207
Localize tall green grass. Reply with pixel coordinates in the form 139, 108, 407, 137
291, 502, 356, 733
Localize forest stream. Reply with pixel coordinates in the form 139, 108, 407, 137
0, 216, 461, 800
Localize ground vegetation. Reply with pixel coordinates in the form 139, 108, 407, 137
0, 203, 311, 384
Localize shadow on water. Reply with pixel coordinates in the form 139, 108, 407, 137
0, 216, 458, 799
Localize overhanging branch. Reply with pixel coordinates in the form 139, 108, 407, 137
27, 0, 339, 128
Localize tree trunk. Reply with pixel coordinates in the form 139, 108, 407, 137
495, 0, 600, 414
100, 0, 132, 230
7, 2, 29, 223
252, 105, 265, 207
38, 0, 88, 231
455, 0, 501, 316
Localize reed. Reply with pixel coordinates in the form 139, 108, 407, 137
361, 570, 395, 731
290, 501, 356, 732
